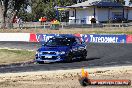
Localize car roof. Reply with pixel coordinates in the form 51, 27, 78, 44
53, 35, 77, 39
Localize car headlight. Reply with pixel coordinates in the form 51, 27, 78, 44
56, 51, 65, 55
36, 51, 42, 54
72, 47, 78, 51
84, 46, 87, 49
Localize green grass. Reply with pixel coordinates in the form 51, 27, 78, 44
0, 27, 132, 34
0, 49, 35, 65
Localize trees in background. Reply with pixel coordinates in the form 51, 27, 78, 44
0, 0, 131, 29
0, 0, 29, 29
0, 0, 79, 29
115, 0, 125, 5
22, 0, 130, 22
30, 0, 78, 22
129, 0, 132, 5
114, 0, 132, 5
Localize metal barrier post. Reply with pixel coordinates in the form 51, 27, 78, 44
35, 22, 37, 30
61, 22, 64, 29
43, 22, 46, 29
92, 23, 94, 28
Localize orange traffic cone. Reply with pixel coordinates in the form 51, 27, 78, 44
81, 68, 89, 78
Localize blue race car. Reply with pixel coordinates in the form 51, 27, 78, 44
35, 35, 87, 63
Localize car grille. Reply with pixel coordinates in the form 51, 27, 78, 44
41, 56, 57, 60
42, 52, 56, 55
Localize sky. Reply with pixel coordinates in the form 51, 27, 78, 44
26, 5, 32, 13
124, 0, 132, 6
125, 0, 129, 5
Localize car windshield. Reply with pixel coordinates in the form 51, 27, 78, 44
45, 37, 76, 46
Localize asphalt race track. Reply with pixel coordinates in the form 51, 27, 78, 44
0, 42, 132, 73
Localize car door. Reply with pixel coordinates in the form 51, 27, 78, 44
75, 37, 85, 57
70, 37, 84, 58
72, 38, 80, 57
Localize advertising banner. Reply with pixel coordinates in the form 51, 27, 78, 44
29, 33, 38, 42
88, 34, 126, 43
126, 35, 132, 43
30, 34, 73, 42
74, 34, 89, 42
30, 33, 127, 43
0, 33, 128, 43
36, 34, 58, 42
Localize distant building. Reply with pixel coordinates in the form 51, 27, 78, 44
67, 0, 132, 24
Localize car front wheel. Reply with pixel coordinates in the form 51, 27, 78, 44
65, 53, 73, 63
81, 50, 87, 60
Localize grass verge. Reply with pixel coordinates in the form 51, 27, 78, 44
0, 27, 132, 34
0, 49, 35, 65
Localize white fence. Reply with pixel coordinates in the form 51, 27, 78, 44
0, 22, 132, 29
13, 22, 67, 29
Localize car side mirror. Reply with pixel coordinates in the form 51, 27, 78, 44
41, 41, 46, 46
81, 41, 85, 44
73, 42, 77, 46
42, 43, 45, 46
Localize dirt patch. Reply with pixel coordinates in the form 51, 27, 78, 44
0, 66, 131, 88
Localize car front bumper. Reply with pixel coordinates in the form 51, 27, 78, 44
35, 58, 64, 63
35, 54, 66, 63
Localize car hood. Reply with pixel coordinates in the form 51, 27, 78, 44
38, 46, 70, 52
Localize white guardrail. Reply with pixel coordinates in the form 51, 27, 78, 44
0, 33, 131, 43
0, 33, 30, 42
